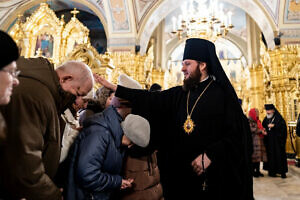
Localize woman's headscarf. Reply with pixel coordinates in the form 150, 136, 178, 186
248, 108, 264, 131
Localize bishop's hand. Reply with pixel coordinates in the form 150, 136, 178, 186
191, 153, 211, 176
93, 73, 117, 91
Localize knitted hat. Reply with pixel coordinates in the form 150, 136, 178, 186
118, 74, 142, 89
0, 30, 19, 69
121, 114, 150, 147
111, 74, 142, 108
95, 86, 113, 110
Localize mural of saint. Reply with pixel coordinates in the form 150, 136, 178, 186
35, 34, 54, 58
286, 0, 300, 21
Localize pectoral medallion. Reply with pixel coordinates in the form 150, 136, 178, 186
183, 115, 195, 134
184, 79, 213, 135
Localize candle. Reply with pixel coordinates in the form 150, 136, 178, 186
172, 17, 177, 31
228, 11, 232, 25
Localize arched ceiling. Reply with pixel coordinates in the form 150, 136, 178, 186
138, 0, 277, 54
1, 0, 299, 52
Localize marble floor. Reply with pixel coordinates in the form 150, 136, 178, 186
253, 162, 300, 200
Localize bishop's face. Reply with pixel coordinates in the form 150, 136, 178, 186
181, 59, 199, 80
181, 59, 201, 91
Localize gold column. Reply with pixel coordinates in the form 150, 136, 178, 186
98, 52, 115, 82
249, 64, 265, 118
152, 68, 165, 88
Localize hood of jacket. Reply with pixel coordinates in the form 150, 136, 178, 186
16, 56, 61, 109
83, 106, 123, 147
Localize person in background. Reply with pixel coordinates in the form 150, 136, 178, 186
248, 108, 267, 177
296, 112, 300, 137
78, 86, 114, 126
0, 30, 20, 143
149, 83, 162, 92
60, 90, 95, 163
0, 56, 94, 200
262, 104, 288, 178
65, 103, 150, 199
117, 75, 163, 200
0, 30, 20, 199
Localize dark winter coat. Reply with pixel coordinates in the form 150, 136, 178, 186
66, 106, 124, 200
0, 57, 63, 199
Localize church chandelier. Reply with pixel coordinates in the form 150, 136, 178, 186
171, 0, 234, 41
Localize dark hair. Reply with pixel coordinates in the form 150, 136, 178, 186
197, 61, 211, 75
149, 83, 162, 92
86, 99, 103, 113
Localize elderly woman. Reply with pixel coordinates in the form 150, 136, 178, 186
248, 108, 267, 177
0, 30, 20, 142
0, 30, 20, 198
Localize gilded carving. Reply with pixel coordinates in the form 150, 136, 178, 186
261, 43, 300, 157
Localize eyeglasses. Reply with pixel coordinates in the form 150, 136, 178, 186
0, 69, 21, 78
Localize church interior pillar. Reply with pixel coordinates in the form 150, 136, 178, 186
153, 19, 166, 70
246, 14, 264, 118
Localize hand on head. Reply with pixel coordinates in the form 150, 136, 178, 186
93, 73, 117, 91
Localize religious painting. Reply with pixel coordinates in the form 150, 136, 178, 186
284, 0, 300, 23
108, 0, 130, 32
35, 34, 54, 58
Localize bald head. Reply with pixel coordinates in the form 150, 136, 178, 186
56, 61, 94, 97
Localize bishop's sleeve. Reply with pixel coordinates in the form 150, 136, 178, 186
115, 85, 175, 149
115, 85, 172, 122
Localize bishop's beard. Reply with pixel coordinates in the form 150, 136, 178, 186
182, 65, 201, 91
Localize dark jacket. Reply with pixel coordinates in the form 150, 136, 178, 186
0, 57, 63, 199
66, 106, 124, 200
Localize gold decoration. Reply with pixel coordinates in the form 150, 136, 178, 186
8, 3, 165, 90
183, 115, 195, 134
260, 42, 300, 157
61, 8, 90, 57
109, 51, 161, 88
184, 79, 214, 134
9, 3, 89, 66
